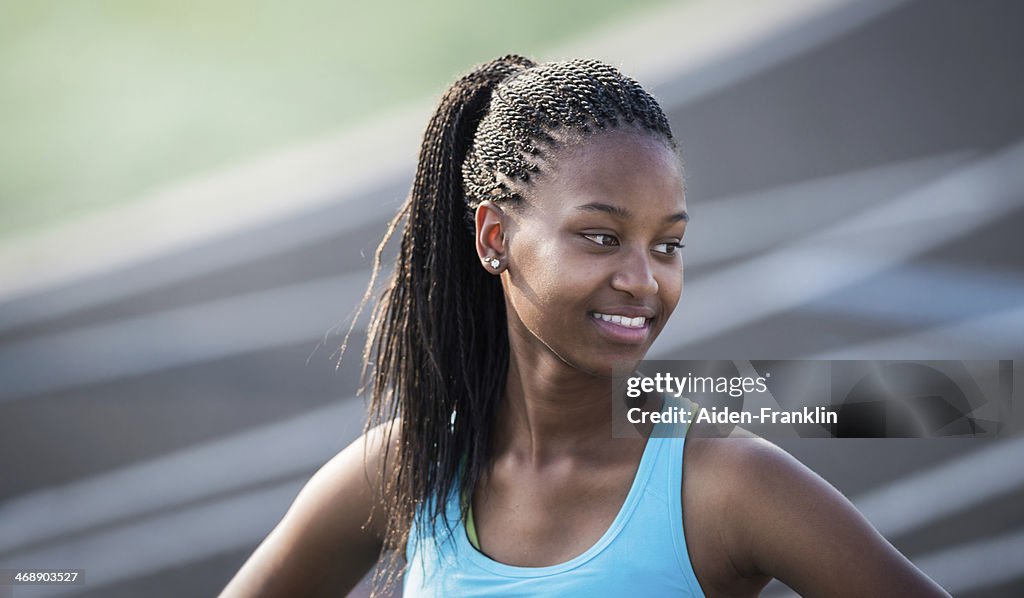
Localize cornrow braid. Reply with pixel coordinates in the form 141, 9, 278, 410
354, 54, 677, 597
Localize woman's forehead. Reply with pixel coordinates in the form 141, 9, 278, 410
525, 129, 685, 214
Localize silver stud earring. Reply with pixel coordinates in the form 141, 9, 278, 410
489, 258, 501, 269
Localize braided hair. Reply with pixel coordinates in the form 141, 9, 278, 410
353, 54, 677, 594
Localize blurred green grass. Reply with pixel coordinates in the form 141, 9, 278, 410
0, 0, 670, 240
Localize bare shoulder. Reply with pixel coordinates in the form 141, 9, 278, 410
219, 418, 402, 597
683, 420, 779, 513
684, 423, 797, 494
315, 418, 403, 525
680, 425, 780, 593
682, 427, 949, 597
281, 417, 403, 539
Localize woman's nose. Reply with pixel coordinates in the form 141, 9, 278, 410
611, 247, 659, 298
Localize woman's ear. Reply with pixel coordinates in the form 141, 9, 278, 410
475, 201, 507, 273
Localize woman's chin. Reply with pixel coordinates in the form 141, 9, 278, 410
568, 355, 646, 380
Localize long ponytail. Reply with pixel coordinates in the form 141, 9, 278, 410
357, 54, 535, 593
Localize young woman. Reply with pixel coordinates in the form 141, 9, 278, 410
221, 56, 948, 597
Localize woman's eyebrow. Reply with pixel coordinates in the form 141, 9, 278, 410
575, 202, 689, 223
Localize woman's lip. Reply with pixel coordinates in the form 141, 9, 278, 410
590, 314, 653, 345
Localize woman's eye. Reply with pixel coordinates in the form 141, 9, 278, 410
582, 233, 619, 247
653, 242, 685, 255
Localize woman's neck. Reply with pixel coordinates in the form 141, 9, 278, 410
492, 350, 618, 466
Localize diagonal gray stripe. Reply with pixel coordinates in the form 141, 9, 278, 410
0, 398, 366, 556
0, 272, 374, 401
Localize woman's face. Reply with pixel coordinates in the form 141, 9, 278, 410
497, 127, 687, 377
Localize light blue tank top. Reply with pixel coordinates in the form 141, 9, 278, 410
403, 397, 706, 597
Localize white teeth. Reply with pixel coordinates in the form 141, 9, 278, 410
592, 312, 647, 329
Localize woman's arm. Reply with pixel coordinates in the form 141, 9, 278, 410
714, 438, 950, 597
219, 423, 397, 597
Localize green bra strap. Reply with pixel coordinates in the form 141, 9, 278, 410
464, 493, 481, 550
458, 456, 482, 550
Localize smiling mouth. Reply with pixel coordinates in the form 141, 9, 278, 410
589, 311, 655, 345
591, 312, 649, 329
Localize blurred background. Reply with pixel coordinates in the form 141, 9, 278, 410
1, 0, 1022, 596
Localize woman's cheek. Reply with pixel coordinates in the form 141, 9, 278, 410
654, 263, 683, 316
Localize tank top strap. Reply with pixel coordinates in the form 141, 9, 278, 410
652, 393, 704, 593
